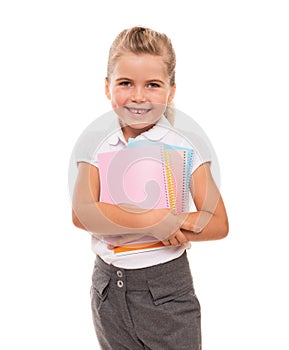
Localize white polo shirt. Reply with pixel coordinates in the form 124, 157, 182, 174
74, 112, 211, 269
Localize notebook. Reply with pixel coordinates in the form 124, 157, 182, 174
98, 144, 171, 210
97, 142, 193, 255
127, 139, 194, 213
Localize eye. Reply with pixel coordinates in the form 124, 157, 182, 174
147, 82, 161, 88
119, 81, 132, 87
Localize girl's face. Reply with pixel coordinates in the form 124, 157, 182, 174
105, 52, 176, 137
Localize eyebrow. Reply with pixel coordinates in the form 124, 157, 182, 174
115, 77, 132, 81
146, 79, 165, 84
115, 77, 165, 84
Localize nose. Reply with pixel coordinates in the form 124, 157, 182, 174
130, 86, 146, 103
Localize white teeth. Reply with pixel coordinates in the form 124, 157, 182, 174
128, 108, 149, 115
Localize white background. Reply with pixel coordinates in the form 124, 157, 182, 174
1, 0, 288, 349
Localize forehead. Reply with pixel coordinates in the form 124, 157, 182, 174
112, 52, 168, 79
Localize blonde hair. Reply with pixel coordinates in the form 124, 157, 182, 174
107, 26, 176, 124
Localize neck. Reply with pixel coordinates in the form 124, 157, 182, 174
120, 122, 155, 142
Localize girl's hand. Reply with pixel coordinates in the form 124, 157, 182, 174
162, 229, 189, 246
149, 208, 182, 241
107, 229, 188, 249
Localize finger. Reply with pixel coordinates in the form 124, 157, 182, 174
169, 237, 179, 246
175, 231, 189, 245
162, 230, 180, 246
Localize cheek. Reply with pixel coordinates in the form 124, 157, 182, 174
111, 89, 129, 107
147, 90, 170, 104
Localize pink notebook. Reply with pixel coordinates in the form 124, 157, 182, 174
98, 144, 170, 210
97, 144, 192, 255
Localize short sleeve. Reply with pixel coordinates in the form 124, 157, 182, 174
181, 131, 212, 174
191, 150, 211, 173
183, 130, 220, 187
68, 130, 105, 198
73, 130, 106, 168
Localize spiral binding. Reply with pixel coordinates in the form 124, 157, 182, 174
159, 146, 170, 209
182, 149, 194, 212
163, 149, 177, 210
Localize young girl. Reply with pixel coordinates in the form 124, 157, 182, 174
72, 26, 228, 350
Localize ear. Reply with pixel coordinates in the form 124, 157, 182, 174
105, 77, 111, 100
168, 83, 176, 104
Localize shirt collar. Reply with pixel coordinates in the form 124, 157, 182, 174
107, 115, 172, 146
106, 116, 126, 146
140, 115, 171, 141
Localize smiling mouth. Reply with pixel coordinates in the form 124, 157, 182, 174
124, 106, 152, 116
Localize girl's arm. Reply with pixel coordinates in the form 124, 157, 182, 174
72, 162, 184, 242
178, 162, 229, 241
